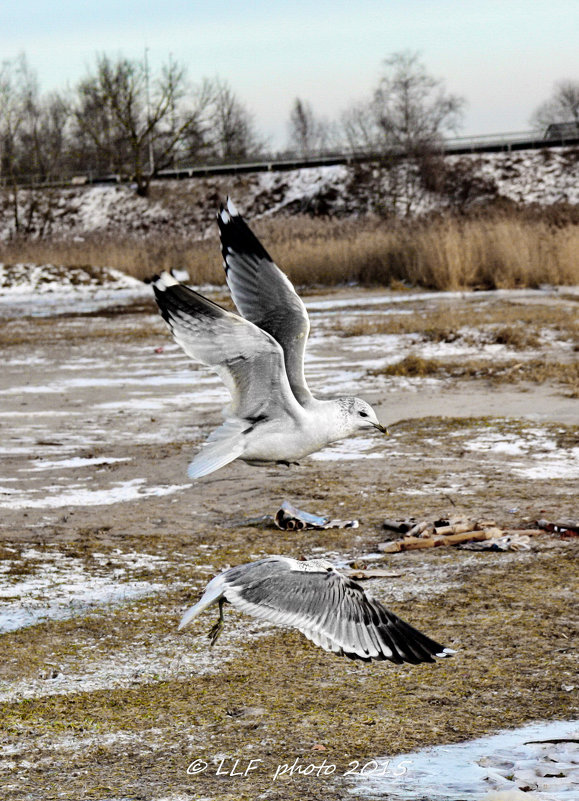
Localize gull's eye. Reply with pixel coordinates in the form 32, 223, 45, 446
359, 411, 368, 418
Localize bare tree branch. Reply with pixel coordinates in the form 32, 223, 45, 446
531, 79, 579, 131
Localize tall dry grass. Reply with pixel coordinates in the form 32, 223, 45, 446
1, 209, 578, 290
408, 217, 579, 289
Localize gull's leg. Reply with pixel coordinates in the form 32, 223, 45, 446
208, 598, 225, 647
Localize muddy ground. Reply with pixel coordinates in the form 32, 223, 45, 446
0, 285, 577, 801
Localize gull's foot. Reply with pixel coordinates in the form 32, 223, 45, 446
208, 599, 226, 647
276, 460, 300, 468
208, 617, 223, 647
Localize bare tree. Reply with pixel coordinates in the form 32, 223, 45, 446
205, 78, 264, 161
373, 51, 464, 152
341, 100, 379, 151
342, 52, 465, 215
287, 98, 328, 156
72, 54, 214, 196
531, 79, 579, 131
0, 55, 29, 182
0, 54, 66, 234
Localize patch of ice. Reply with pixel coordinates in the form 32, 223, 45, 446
464, 430, 579, 480
399, 484, 472, 496
27, 456, 130, 471
350, 719, 579, 800
0, 583, 161, 634
514, 448, 579, 480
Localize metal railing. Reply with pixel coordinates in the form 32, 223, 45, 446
2, 130, 578, 189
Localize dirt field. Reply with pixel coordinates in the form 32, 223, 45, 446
0, 284, 577, 800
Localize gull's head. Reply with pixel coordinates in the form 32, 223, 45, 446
341, 397, 388, 435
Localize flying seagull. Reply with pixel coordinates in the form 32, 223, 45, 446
151, 199, 387, 479
179, 555, 455, 664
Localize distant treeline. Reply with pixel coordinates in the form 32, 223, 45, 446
1, 50, 576, 201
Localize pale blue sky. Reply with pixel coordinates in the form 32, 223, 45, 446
1, 0, 577, 147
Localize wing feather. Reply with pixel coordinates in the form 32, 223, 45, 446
151, 273, 299, 421
221, 557, 450, 664
217, 201, 314, 407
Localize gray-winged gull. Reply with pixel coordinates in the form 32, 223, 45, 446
151, 199, 387, 478
179, 555, 455, 663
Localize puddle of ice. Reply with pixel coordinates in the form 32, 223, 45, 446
27, 456, 130, 471
350, 719, 579, 800
514, 452, 579, 480
0, 583, 162, 634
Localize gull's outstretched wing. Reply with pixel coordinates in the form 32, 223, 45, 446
217, 199, 314, 407
152, 272, 297, 419
151, 273, 302, 477
216, 556, 454, 664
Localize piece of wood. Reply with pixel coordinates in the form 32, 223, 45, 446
380, 536, 441, 552
474, 519, 497, 530
405, 521, 430, 538
382, 519, 413, 533
437, 529, 500, 545
379, 527, 506, 553
433, 521, 475, 536
503, 529, 544, 537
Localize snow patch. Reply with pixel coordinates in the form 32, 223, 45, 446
0, 548, 170, 634
0, 478, 191, 510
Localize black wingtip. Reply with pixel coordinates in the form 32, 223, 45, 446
216, 200, 272, 263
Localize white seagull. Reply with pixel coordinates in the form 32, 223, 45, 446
179, 555, 455, 664
151, 199, 387, 479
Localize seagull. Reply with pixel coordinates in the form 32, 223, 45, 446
179, 556, 455, 664
151, 199, 387, 479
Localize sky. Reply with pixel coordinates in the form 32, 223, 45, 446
1, 0, 577, 149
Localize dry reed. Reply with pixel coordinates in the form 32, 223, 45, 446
1, 210, 577, 290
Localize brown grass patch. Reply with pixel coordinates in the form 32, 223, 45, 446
1, 207, 578, 290
489, 325, 541, 350
337, 302, 578, 348
372, 355, 579, 395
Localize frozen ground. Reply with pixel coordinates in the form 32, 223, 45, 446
0, 275, 577, 800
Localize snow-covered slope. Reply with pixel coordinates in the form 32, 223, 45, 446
0, 147, 577, 242
0, 263, 149, 317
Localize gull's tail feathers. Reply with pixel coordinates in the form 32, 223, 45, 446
179, 572, 227, 630
188, 420, 247, 479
